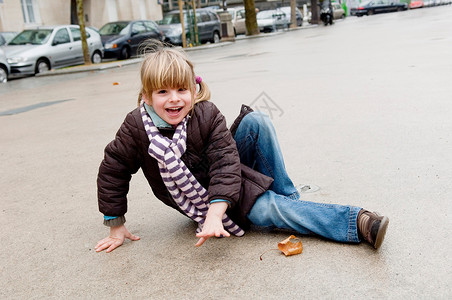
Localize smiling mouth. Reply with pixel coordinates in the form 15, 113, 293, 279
166, 107, 183, 113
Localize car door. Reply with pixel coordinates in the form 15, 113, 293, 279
50, 27, 78, 67
196, 11, 210, 42
129, 21, 148, 55
69, 27, 85, 64
235, 9, 247, 35
143, 21, 161, 42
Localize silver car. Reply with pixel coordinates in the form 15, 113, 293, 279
3, 25, 103, 76
0, 48, 10, 83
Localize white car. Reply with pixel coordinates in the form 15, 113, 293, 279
217, 7, 247, 36
3, 25, 103, 76
0, 48, 10, 83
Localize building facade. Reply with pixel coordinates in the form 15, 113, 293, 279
0, 0, 163, 32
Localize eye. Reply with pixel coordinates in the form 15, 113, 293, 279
178, 87, 188, 92
157, 89, 167, 94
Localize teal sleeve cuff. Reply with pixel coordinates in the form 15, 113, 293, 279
209, 199, 231, 205
104, 215, 118, 221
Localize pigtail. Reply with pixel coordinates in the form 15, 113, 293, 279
194, 80, 211, 103
137, 91, 143, 107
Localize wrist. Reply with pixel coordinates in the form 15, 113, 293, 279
208, 202, 228, 218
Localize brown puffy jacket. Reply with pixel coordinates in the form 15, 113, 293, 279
97, 101, 273, 229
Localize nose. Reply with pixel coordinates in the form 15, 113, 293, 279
168, 90, 181, 102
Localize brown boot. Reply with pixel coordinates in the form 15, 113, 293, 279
357, 210, 389, 249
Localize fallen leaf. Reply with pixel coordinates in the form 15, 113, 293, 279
113, 82, 120, 85
277, 235, 303, 256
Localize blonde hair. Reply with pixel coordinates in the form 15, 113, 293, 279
137, 41, 211, 107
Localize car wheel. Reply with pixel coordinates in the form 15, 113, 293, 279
120, 47, 130, 60
0, 66, 7, 83
212, 31, 220, 44
35, 59, 50, 74
91, 51, 102, 64
368, 10, 374, 15
341, 14, 345, 19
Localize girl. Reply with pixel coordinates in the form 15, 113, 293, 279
95, 43, 389, 253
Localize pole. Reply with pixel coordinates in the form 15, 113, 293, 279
178, 0, 187, 48
191, 0, 199, 46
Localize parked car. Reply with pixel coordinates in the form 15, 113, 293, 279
159, 8, 221, 45
0, 31, 18, 46
217, 7, 247, 36
3, 25, 103, 76
409, 0, 424, 8
279, 6, 303, 27
257, 9, 288, 33
332, 3, 346, 19
99, 20, 163, 60
0, 48, 10, 83
350, 0, 408, 16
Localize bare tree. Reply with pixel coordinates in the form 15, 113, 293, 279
76, 0, 91, 65
290, 0, 297, 29
244, 0, 259, 36
310, 0, 319, 24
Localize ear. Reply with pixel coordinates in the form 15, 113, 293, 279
142, 93, 152, 106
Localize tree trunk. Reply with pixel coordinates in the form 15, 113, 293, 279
310, 0, 319, 25
290, 0, 297, 29
76, 0, 91, 65
244, 0, 259, 36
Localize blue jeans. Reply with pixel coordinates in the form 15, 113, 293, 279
234, 112, 361, 243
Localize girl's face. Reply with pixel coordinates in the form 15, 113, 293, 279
145, 87, 194, 126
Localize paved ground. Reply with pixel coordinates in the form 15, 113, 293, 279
1, 6, 451, 299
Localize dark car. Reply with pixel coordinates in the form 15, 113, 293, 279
99, 20, 163, 60
159, 8, 221, 46
351, 0, 408, 16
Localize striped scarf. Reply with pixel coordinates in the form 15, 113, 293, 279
140, 104, 244, 236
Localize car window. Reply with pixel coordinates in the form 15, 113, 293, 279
208, 11, 219, 21
99, 22, 129, 35
9, 29, 52, 45
70, 28, 90, 41
144, 21, 158, 32
53, 28, 70, 45
132, 22, 146, 35
199, 12, 210, 22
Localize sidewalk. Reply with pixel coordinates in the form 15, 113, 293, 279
36, 24, 317, 77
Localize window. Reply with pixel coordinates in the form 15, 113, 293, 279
21, 0, 41, 24
53, 28, 70, 45
144, 21, 158, 33
132, 22, 146, 35
200, 12, 211, 22
70, 28, 90, 42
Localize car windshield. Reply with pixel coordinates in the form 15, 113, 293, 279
99, 22, 129, 35
8, 29, 52, 45
160, 13, 189, 25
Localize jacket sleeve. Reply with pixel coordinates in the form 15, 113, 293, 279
97, 111, 143, 217
198, 103, 242, 207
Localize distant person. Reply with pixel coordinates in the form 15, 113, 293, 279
95, 41, 389, 253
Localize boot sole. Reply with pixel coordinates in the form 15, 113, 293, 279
374, 216, 389, 249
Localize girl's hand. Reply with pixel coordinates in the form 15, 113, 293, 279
195, 202, 230, 247
95, 224, 140, 253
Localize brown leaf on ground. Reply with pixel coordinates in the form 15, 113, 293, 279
277, 235, 303, 256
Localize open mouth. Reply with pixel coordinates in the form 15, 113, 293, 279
166, 107, 183, 113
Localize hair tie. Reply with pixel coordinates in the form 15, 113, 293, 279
195, 76, 202, 84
